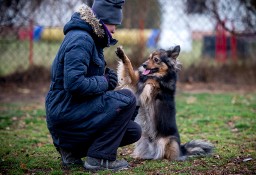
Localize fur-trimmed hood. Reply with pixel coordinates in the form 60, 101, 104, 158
63, 4, 117, 47
64, 4, 104, 38
78, 4, 105, 38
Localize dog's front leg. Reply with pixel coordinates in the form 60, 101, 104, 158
116, 46, 139, 86
116, 46, 129, 64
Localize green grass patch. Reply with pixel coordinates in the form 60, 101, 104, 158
0, 92, 256, 174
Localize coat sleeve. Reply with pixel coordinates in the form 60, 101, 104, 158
63, 37, 108, 96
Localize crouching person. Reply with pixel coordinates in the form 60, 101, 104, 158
45, 0, 141, 171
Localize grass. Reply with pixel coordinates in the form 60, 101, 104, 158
0, 92, 255, 174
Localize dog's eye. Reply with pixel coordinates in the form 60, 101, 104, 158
153, 57, 159, 63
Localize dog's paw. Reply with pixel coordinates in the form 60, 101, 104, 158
115, 46, 126, 61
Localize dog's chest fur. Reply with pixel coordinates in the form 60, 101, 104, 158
135, 78, 160, 140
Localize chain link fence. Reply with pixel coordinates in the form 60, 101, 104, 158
0, 0, 256, 81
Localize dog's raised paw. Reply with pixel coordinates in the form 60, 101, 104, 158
115, 46, 125, 61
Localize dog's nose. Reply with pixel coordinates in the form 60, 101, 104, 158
142, 63, 147, 68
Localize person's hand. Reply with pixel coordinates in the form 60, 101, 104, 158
105, 67, 118, 90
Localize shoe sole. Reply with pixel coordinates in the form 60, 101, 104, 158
84, 162, 129, 171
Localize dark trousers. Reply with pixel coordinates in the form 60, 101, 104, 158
86, 89, 141, 161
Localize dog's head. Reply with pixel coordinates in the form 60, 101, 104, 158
139, 45, 181, 77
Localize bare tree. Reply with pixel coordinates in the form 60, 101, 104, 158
185, 0, 256, 36
0, 0, 44, 26
122, 0, 161, 29
209, 0, 256, 36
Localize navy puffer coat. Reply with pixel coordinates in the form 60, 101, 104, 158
45, 5, 134, 150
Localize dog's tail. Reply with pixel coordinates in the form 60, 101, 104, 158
180, 140, 214, 158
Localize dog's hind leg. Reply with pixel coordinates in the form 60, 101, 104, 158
163, 137, 180, 160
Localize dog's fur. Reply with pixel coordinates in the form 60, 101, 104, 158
116, 46, 214, 160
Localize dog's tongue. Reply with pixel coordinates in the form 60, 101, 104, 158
142, 70, 150, 75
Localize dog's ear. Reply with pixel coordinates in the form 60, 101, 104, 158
167, 45, 180, 60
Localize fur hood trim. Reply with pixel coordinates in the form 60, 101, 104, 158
77, 4, 105, 38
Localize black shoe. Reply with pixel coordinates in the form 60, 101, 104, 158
57, 147, 83, 166
84, 157, 129, 171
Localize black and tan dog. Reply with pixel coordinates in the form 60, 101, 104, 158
116, 46, 214, 160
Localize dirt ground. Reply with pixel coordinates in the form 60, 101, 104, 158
0, 81, 50, 104
0, 81, 255, 104
1, 62, 256, 104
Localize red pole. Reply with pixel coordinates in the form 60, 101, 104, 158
29, 19, 34, 66
215, 21, 227, 63
231, 21, 237, 62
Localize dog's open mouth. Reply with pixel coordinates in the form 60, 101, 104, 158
142, 68, 159, 75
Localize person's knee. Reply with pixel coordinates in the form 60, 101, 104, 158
119, 121, 142, 147
120, 89, 136, 105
